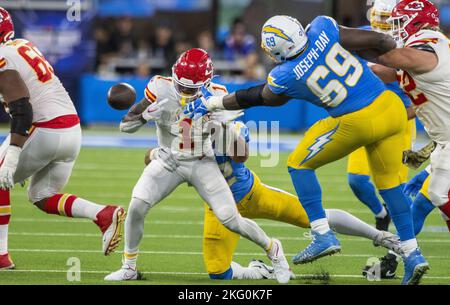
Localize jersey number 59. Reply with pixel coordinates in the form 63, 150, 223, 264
306, 43, 363, 107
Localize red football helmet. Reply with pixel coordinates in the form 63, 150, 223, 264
0, 7, 14, 44
388, 0, 439, 41
172, 48, 213, 102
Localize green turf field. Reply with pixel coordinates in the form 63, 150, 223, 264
0, 147, 448, 285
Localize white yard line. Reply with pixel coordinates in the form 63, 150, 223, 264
1, 268, 450, 280
8, 248, 450, 259
7, 231, 450, 243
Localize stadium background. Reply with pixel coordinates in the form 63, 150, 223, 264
0, 0, 449, 131
1, 0, 450, 285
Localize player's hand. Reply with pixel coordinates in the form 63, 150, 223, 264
402, 141, 437, 169
183, 97, 209, 120
403, 169, 429, 197
142, 98, 168, 122
0, 145, 21, 190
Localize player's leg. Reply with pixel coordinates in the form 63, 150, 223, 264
105, 159, 184, 281
410, 176, 435, 235
25, 126, 125, 255
240, 174, 400, 253
428, 144, 450, 217
189, 157, 290, 283
347, 147, 389, 229
287, 116, 365, 264
366, 97, 428, 285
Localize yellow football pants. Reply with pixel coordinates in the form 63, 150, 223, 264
287, 90, 408, 190
203, 173, 309, 275
419, 175, 431, 200
347, 119, 416, 184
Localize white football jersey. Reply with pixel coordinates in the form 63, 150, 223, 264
144, 75, 228, 159
0, 39, 77, 123
397, 30, 450, 144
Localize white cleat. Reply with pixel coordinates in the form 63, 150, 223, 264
267, 239, 291, 284
104, 264, 139, 281
374, 231, 402, 255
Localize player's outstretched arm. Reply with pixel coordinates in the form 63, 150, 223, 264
338, 26, 397, 60
218, 84, 291, 110
0, 70, 32, 148
119, 98, 151, 133
369, 63, 397, 83
377, 48, 438, 74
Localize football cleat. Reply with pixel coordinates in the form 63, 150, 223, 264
362, 252, 399, 279
0, 253, 15, 270
375, 204, 391, 232
373, 231, 402, 255
104, 264, 139, 281
266, 239, 291, 284
292, 230, 341, 265
248, 259, 276, 280
402, 249, 429, 285
94, 205, 126, 255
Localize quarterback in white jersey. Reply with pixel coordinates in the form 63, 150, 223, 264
0, 7, 125, 270
370, 0, 450, 215
105, 48, 291, 284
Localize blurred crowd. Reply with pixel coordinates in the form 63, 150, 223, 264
94, 17, 266, 80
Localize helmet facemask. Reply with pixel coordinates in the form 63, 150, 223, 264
387, 13, 416, 42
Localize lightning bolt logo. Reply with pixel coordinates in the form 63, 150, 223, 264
262, 25, 293, 43
301, 124, 339, 165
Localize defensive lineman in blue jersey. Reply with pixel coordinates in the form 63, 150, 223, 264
184, 14, 429, 284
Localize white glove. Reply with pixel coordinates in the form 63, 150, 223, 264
154, 147, 178, 172
142, 99, 169, 122
119, 119, 144, 133
210, 110, 244, 124
0, 145, 21, 190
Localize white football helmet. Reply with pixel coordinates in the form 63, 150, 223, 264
370, 0, 398, 33
261, 15, 308, 63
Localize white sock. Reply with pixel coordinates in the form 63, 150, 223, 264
375, 206, 387, 219
401, 239, 418, 257
310, 218, 330, 234
124, 198, 152, 268
231, 262, 263, 280
71, 198, 104, 220
326, 209, 379, 240
0, 224, 8, 255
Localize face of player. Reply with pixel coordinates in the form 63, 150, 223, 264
173, 81, 202, 103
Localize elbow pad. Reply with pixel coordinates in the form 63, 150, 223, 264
234, 84, 265, 109
8, 97, 33, 136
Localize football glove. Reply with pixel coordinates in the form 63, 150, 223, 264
0, 145, 21, 190
402, 141, 436, 169
404, 169, 429, 197
183, 96, 224, 120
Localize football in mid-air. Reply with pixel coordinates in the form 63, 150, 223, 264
107, 83, 136, 110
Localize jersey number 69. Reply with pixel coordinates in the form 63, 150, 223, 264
306, 43, 363, 108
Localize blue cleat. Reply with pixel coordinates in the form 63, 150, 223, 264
292, 230, 341, 265
401, 249, 429, 285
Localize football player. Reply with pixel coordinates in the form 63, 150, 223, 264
184, 15, 427, 284
0, 7, 125, 269
369, 0, 450, 233
347, 0, 416, 232
144, 115, 401, 280
104, 48, 291, 283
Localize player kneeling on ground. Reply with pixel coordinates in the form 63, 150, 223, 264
0, 8, 125, 269
145, 114, 401, 280
105, 49, 291, 283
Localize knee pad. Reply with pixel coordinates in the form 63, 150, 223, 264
128, 197, 151, 221
215, 205, 240, 232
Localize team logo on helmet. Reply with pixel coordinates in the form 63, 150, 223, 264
262, 25, 293, 43
404, 1, 425, 11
